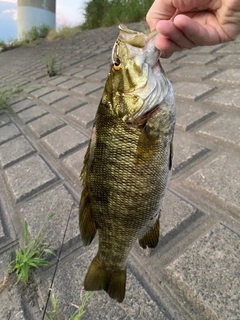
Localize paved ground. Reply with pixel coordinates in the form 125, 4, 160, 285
0, 22, 239, 320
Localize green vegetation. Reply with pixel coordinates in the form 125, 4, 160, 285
0, 84, 25, 111
43, 54, 59, 77
23, 24, 51, 44
46, 25, 82, 41
8, 214, 55, 284
69, 292, 94, 320
0, 39, 21, 51
82, 0, 153, 29
45, 291, 61, 319
0, 1, 152, 53
0, 24, 51, 51
45, 291, 94, 320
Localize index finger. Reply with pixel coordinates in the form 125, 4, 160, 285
146, 0, 176, 30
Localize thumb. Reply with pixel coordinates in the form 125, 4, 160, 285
146, 0, 176, 30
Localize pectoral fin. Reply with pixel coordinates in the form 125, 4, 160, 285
139, 215, 160, 249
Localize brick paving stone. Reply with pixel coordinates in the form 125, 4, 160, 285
41, 126, 89, 158
28, 113, 66, 138
73, 68, 98, 79
0, 123, 21, 145
177, 54, 218, 65
161, 63, 180, 74
160, 190, 199, 241
204, 88, 240, 111
67, 104, 97, 128
0, 136, 35, 168
172, 131, 210, 174
62, 67, 83, 76
17, 105, 48, 124
85, 70, 108, 82
162, 53, 186, 64
87, 86, 104, 101
166, 224, 240, 319
185, 153, 240, 214
28, 86, 54, 98
0, 113, 10, 127
7, 95, 26, 107
47, 76, 70, 86
197, 114, 240, 149
214, 42, 240, 53
5, 154, 58, 203
212, 54, 240, 67
175, 100, 217, 131
79, 57, 103, 68
71, 82, 103, 96
10, 78, 30, 86
57, 79, 85, 90
62, 147, 87, 177
28, 70, 46, 80
173, 82, 216, 101
19, 185, 77, 251
39, 91, 68, 105
0, 274, 30, 320
20, 68, 35, 76
42, 247, 168, 320
190, 43, 225, 53
99, 61, 112, 70
52, 96, 87, 114
209, 69, 240, 85
169, 65, 218, 81
10, 98, 36, 113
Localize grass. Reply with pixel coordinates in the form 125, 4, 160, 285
8, 214, 55, 284
0, 84, 25, 111
43, 54, 59, 77
45, 290, 94, 320
22, 24, 51, 44
0, 24, 51, 52
82, 0, 154, 29
46, 25, 82, 41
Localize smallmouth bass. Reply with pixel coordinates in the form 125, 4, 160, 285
79, 25, 175, 302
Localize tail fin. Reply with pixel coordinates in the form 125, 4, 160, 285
84, 257, 126, 303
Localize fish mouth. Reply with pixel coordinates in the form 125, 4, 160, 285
118, 24, 158, 48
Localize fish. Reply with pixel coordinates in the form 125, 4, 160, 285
79, 24, 175, 303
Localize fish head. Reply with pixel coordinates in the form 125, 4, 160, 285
103, 25, 173, 123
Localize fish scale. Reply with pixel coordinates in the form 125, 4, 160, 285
79, 25, 175, 302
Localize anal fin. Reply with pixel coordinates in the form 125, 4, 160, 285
139, 215, 160, 249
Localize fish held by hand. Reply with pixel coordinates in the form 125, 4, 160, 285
79, 24, 175, 303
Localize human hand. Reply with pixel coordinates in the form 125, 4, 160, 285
146, 0, 240, 58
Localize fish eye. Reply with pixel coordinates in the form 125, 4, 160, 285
113, 57, 121, 70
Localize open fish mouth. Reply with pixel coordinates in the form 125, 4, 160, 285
118, 24, 158, 47
112, 24, 160, 64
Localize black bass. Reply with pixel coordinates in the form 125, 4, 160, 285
79, 25, 175, 303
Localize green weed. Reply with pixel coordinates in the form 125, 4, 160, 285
45, 290, 94, 320
8, 214, 55, 284
46, 25, 82, 41
0, 24, 51, 51
0, 84, 25, 111
43, 54, 59, 77
69, 291, 94, 320
45, 291, 61, 319
21, 24, 51, 45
